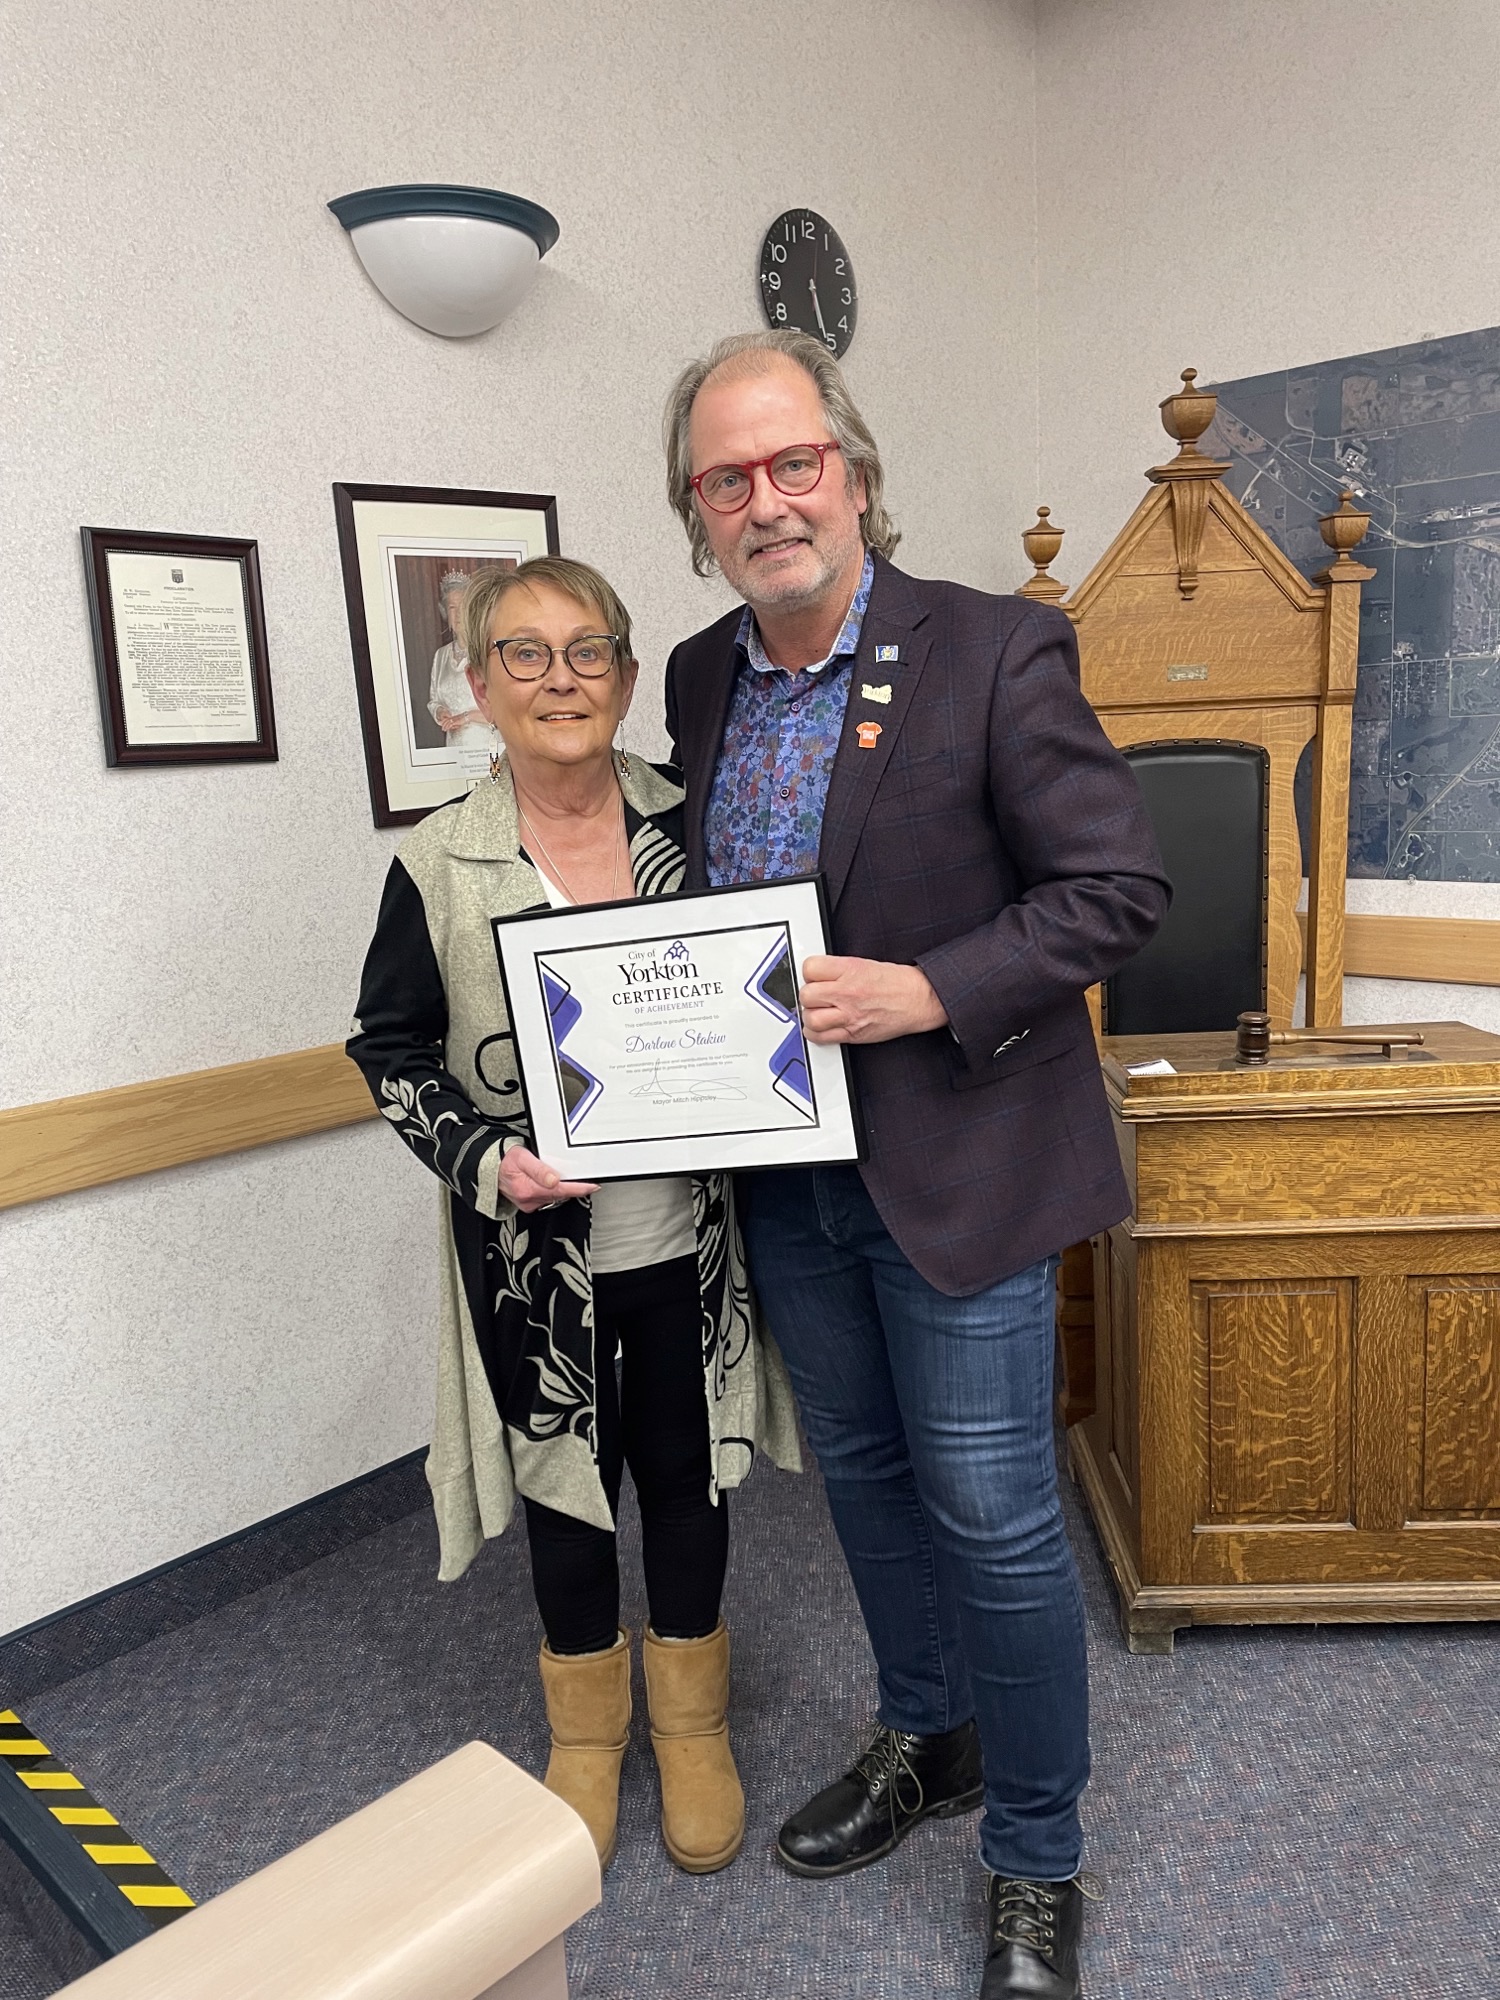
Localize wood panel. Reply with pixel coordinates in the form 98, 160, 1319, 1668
1136, 1111, 1500, 1227
1136, 1238, 1195, 1585
1337, 913, 1500, 989
1351, 1273, 1409, 1534
0, 1045, 377, 1211
1074, 1233, 1140, 1572
1108, 1233, 1139, 1504
1076, 570, 1324, 702
1182, 1229, 1500, 1281
1054, 1240, 1097, 1425
1411, 1277, 1500, 1519
1194, 1278, 1352, 1525
1189, 1522, 1500, 1585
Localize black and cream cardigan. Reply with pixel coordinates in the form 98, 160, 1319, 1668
348, 752, 799, 1580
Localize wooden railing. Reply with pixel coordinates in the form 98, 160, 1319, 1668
0, 1047, 375, 1211
2, 914, 1497, 1212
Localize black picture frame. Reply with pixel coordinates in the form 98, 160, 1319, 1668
332, 482, 561, 828
80, 526, 277, 767
490, 873, 865, 1181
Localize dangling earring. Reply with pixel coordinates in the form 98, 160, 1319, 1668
487, 725, 503, 784
615, 719, 631, 780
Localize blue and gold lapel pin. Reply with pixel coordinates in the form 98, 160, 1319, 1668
875, 644, 899, 662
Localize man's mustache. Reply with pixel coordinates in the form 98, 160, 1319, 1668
740, 529, 813, 554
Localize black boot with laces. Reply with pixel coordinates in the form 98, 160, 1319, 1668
979, 1872, 1086, 1998
775, 1719, 982, 1877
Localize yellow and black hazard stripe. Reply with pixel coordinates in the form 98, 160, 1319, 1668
0, 1708, 193, 1949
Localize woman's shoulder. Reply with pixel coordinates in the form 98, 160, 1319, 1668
395, 792, 469, 871
622, 755, 684, 817
397, 779, 522, 879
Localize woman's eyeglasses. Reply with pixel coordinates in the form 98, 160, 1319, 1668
689, 441, 842, 514
490, 635, 621, 681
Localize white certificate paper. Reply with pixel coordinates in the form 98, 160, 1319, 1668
493, 877, 863, 1179
105, 550, 258, 746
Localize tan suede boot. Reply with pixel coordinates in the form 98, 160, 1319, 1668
642, 1623, 745, 1873
538, 1630, 632, 1869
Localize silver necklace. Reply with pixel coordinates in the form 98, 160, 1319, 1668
517, 787, 627, 904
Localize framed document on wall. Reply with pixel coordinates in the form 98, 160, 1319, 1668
332, 482, 560, 827
81, 527, 277, 765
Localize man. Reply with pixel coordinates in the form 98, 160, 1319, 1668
660, 330, 1168, 2000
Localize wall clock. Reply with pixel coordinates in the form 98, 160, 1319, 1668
759, 209, 857, 358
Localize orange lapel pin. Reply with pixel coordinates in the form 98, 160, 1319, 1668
856, 720, 883, 749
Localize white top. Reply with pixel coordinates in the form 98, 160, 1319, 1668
427, 640, 473, 726
532, 866, 697, 1275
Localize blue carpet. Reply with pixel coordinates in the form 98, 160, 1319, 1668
5, 1452, 1499, 1998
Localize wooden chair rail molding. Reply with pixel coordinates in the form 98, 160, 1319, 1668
0, 1044, 376, 1212
1298, 912, 1500, 988
4, 915, 1500, 1214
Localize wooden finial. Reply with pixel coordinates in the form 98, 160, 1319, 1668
1318, 489, 1373, 564
1158, 367, 1219, 460
1147, 367, 1230, 598
1018, 506, 1068, 601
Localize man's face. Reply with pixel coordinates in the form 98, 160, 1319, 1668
688, 356, 868, 619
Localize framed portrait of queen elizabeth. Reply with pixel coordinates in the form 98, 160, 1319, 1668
333, 482, 560, 826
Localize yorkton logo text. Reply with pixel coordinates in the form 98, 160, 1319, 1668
612, 938, 724, 1007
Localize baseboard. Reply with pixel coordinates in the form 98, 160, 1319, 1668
0, 1451, 429, 1702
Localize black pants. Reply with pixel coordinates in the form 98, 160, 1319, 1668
523, 1253, 728, 1655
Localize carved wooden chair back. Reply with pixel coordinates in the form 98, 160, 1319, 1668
1019, 369, 1373, 1034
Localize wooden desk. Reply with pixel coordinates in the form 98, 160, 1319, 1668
1073, 1022, 1500, 1652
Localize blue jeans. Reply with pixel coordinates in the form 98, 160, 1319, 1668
740, 1164, 1089, 1879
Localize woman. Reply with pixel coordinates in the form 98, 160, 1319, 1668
425, 570, 488, 752
348, 555, 798, 1875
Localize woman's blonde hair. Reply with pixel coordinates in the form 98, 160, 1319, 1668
662, 329, 900, 579
461, 555, 635, 679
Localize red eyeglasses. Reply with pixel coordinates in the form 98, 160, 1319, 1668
689, 441, 842, 514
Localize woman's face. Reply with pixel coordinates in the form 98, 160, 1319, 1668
465, 580, 637, 775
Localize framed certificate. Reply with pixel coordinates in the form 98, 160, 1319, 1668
492, 876, 864, 1179
81, 527, 277, 766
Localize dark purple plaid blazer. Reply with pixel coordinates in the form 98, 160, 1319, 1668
664, 555, 1170, 1297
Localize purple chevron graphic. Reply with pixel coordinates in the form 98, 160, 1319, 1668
745, 933, 814, 1117
542, 965, 603, 1132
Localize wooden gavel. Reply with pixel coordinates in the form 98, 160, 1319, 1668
1235, 1011, 1425, 1067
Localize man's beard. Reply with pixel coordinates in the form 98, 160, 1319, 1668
719, 514, 863, 617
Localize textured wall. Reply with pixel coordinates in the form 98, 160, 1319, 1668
1034, 0, 1500, 579
0, 0, 1039, 1629
1033, 0, 1500, 1025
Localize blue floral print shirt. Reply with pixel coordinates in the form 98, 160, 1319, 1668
704, 552, 874, 886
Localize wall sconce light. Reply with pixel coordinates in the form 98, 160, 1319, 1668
327, 184, 560, 338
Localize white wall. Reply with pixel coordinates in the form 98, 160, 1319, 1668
1034, 0, 1500, 578
0, 0, 1040, 1631
12, 0, 1500, 1634
1031, 0, 1500, 1030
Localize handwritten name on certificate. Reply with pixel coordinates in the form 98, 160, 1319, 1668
492, 877, 863, 1179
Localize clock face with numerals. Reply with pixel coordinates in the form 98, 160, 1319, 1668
759, 209, 857, 358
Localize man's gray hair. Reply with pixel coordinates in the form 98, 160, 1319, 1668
663, 329, 900, 580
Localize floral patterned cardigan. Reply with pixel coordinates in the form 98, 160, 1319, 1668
347, 753, 800, 1581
